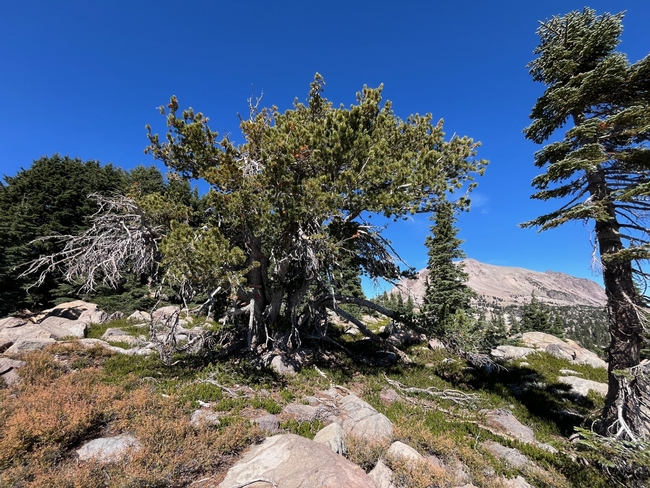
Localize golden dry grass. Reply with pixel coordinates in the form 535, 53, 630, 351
0, 348, 263, 488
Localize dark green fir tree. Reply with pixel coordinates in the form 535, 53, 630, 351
420, 198, 475, 338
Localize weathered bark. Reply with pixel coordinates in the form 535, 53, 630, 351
585, 166, 646, 438
241, 233, 267, 349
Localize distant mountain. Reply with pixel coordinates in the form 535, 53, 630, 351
394, 258, 607, 308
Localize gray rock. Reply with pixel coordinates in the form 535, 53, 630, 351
0, 357, 26, 375
313, 422, 345, 454
482, 409, 536, 444
339, 393, 394, 443
218, 434, 375, 488
254, 414, 281, 433
522, 332, 607, 369
152, 306, 181, 322
386, 440, 425, 463
501, 475, 534, 488
302, 395, 320, 405
379, 388, 399, 405
101, 328, 142, 346
368, 459, 396, 488
38, 316, 87, 338
386, 323, 423, 347
282, 403, 320, 422
0, 317, 28, 329
76, 338, 155, 356
481, 440, 530, 469
491, 345, 535, 360
428, 338, 445, 350
558, 376, 608, 397
0, 324, 53, 349
269, 354, 298, 376
4, 338, 56, 355
128, 311, 152, 323
190, 409, 221, 428
36, 300, 107, 325
76, 434, 141, 463
0, 357, 26, 386
426, 454, 444, 469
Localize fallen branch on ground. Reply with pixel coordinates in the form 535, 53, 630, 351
384, 374, 480, 408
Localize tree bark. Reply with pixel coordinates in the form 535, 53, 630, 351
585, 167, 646, 439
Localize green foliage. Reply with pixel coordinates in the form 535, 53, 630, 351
519, 293, 564, 337
144, 75, 486, 347
420, 198, 477, 347
0, 155, 130, 315
160, 223, 247, 304
279, 419, 324, 439
575, 428, 650, 487
250, 396, 282, 414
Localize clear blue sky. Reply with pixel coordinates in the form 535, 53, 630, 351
1, 1, 649, 295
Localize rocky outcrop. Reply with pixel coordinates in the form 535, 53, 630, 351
338, 392, 394, 443
218, 434, 376, 488
0, 357, 26, 386
368, 459, 396, 488
522, 332, 607, 369
491, 345, 536, 360
0, 300, 110, 356
281, 387, 394, 444
557, 376, 608, 397
313, 422, 345, 454
482, 409, 536, 444
480, 409, 557, 453
385, 440, 426, 463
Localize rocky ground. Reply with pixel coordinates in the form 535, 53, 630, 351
0, 301, 614, 487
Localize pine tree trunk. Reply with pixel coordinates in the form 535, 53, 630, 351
586, 168, 646, 439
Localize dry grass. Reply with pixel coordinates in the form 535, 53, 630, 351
343, 434, 389, 471
387, 457, 449, 488
0, 331, 617, 488
0, 348, 263, 488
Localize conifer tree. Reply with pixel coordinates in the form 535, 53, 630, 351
0, 155, 129, 314
484, 312, 508, 349
520, 293, 552, 334
523, 8, 650, 439
421, 198, 475, 338
23, 76, 487, 351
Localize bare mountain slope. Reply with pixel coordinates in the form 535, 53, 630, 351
394, 258, 606, 308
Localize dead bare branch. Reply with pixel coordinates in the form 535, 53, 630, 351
19, 193, 162, 293
384, 374, 481, 408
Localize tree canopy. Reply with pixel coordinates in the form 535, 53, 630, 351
522, 8, 650, 441
71, 75, 485, 349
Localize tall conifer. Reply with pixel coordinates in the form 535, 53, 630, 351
421, 199, 475, 337
523, 8, 650, 439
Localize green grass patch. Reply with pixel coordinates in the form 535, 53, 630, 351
280, 419, 324, 439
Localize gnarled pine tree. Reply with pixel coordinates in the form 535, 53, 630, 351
522, 9, 650, 440
145, 75, 486, 349
24, 76, 486, 354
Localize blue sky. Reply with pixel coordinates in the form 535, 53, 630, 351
2, 1, 649, 295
